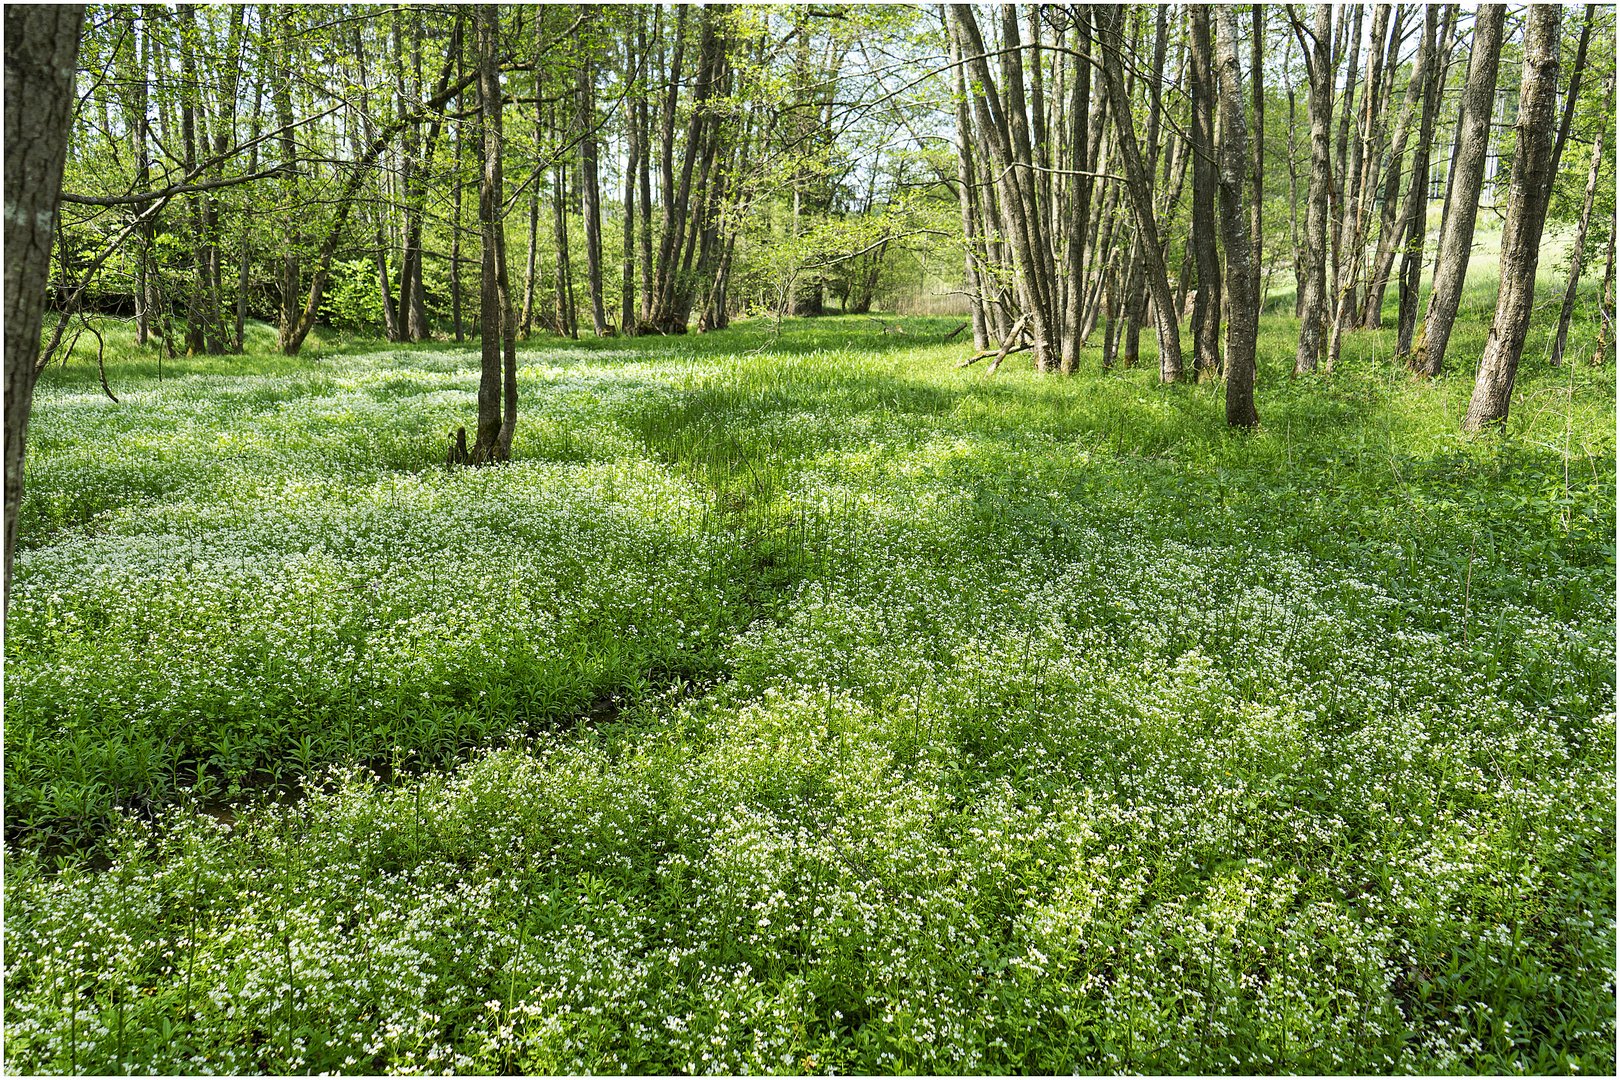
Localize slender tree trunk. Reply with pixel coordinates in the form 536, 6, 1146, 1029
1188, 6, 1221, 381
1249, 5, 1265, 320
1362, 5, 1447, 329
1287, 86, 1304, 317
1593, 225, 1615, 365
1292, 4, 1333, 375
950, 24, 991, 353
1327, 3, 1362, 309
520, 34, 541, 338
1465, 7, 1562, 431
950, 5, 1059, 371
473, 4, 516, 461
1393, 8, 1446, 360
621, 13, 639, 336
1551, 122, 1607, 367
1096, 6, 1182, 381
272, 9, 302, 354
451, 76, 465, 344
1215, 4, 1258, 427
578, 6, 608, 335
5, 5, 83, 612
1059, 14, 1095, 374
1550, 4, 1595, 183
636, 20, 653, 327
553, 146, 577, 339
1412, 5, 1505, 377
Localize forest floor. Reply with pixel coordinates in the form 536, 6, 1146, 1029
4, 301, 1615, 1074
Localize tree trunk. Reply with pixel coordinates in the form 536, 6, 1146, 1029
951, 25, 991, 353
1411, 5, 1506, 377
1249, 5, 1265, 321
450, 77, 465, 343
621, 12, 639, 336
578, 6, 608, 335
1550, 4, 1595, 184
1215, 4, 1259, 428
1593, 224, 1615, 365
1362, 5, 1448, 329
5, 4, 83, 613
1550, 122, 1605, 367
1393, 8, 1447, 360
950, 5, 1059, 371
1464, 6, 1562, 432
1059, 14, 1095, 374
1095, 6, 1182, 382
473, 4, 516, 462
1188, 6, 1221, 381
553, 148, 577, 338
1292, 4, 1333, 375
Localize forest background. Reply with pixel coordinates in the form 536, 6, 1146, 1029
2, 3, 1616, 1075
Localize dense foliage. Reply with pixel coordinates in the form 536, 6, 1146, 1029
6, 295, 1614, 1073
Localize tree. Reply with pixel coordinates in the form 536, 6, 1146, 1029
1214, 4, 1258, 428
1288, 3, 1332, 375
577, 5, 609, 336
1409, 5, 1506, 378
1464, 5, 1563, 432
5, 5, 84, 612
1096, 5, 1182, 382
1550, 118, 1606, 368
1392, 7, 1447, 359
471, 4, 516, 463
1187, 5, 1222, 381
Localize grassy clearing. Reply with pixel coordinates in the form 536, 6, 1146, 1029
4, 307, 1614, 1074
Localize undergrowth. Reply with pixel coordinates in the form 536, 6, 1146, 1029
4, 309, 1614, 1074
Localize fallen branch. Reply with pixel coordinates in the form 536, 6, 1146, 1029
942, 321, 969, 343
986, 341, 1033, 374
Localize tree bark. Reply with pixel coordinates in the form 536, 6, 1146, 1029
5, 4, 83, 613
621, 10, 639, 336
1465, 6, 1562, 432
1550, 4, 1595, 183
1215, 4, 1259, 428
1291, 4, 1332, 375
1410, 4, 1506, 377
1249, 5, 1265, 321
578, 5, 608, 335
1059, 12, 1095, 374
473, 4, 516, 461
1188, 6, 1222, 381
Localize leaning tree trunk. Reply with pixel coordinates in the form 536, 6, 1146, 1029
5, 5, 83, 613
1410, 4, 1506, 377
1464, 5, 1562, 432
1096, 5, 1182, 382
1214, 3, 1259, 428
1549, 86, 1606, 368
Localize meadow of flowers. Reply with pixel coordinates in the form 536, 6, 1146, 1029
4, 316, 1614, 1074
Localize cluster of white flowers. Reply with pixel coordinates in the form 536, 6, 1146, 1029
5, 334, 1613, 1074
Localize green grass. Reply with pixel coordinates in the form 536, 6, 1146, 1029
4, 305, 1614, 1074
